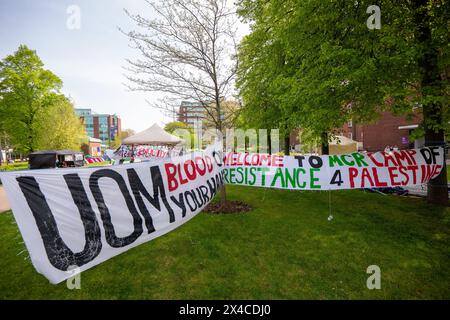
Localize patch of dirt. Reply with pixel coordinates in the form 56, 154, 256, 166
204, 201, 253, 214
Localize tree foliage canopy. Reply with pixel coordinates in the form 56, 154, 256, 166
236, 0, 449, 142
0, 45, 85, 153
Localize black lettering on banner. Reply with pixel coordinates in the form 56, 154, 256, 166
212, 150, 223, 167
309, 156, 323, 168
89, 169, 143, 248
207, 178, 217, 196
330, 170, 344, 186
294, 156, 305, 167
193, 188, 204, 207
184, 190, 198, 211
127, 166, 175, 233
16, 176, 102, 270
199, 185, 210, 203
171, 193, 187, 217
420, 147, 439, 164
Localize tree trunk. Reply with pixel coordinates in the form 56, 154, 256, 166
268, 131, 272, 155
321, 132, 329, 155
284, 135, 290, 156
424, 117, 447, 205
414, 0, 448, 205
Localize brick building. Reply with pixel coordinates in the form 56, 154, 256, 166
290, 111, 424, 153
337, 111, 423, 152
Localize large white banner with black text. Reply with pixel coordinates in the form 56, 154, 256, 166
1, 145, 224, 284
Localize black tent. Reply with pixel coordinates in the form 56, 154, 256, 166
29, 150, 84, 169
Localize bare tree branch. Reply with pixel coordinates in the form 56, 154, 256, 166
122, 0, 239, 132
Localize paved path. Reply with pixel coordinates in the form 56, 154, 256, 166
0, 186, 10, 213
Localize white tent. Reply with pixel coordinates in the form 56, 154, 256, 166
122, 123, 182, 146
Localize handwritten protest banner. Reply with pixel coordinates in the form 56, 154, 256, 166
0, 145, 444, 283
0, 145, 224, 283
222, 146, 444, 190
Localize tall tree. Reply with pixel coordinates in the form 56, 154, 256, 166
0, 45, 62, 153
120, 128, 136, 140
237, 0, 449, 204
123, 0, 239, 205
37, 96, 87, 151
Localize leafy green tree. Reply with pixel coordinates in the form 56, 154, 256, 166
37, 96, 87, 151
164, 121, 195, 149
237, 0, 449, 204
120, 129, 136, 140
0, 45, 63, 153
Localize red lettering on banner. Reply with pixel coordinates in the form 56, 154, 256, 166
405, 149, 417, 165
408, 165, 418, 184
349, 168, 358, 188
195, 156, 206, 175
394, 150, 415, 166
367, 152, 383, 167
372, 168, 388, 187
205, 156, 213, 173
388, 167, 401, 186
184, 160, 197, 180
177, 163, 188, 185
361, 168, 374, 188
165, 156, 214, 192
383, 152, 399, 167
398, 167, 410, 186
165, 163, 178, 192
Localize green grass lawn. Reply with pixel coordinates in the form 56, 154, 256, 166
0, 185, 449, 299
0, 161, 29, 171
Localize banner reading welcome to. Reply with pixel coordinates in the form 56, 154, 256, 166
223, 146, 444, 190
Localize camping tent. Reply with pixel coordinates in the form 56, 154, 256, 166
122, 123, 183, 146
329, 135, 358, 155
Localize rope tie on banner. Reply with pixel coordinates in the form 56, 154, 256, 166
327, 190, 333, 221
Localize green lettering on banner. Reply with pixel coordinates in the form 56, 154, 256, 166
271, 168, 286, 188
259, 167, 270, 186
310, 168, 321, 189
341, 154, 355, 166
223, 168, 229, 183
295, 168, 307, 188
236, 167, 244, 184
352, 153, 368, 167
249, 167, 257, 186
329, 155, 344, 167
229, 168, 235, 183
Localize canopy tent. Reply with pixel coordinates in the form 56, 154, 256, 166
122, 123, 183, 146
329, 135, 358, 155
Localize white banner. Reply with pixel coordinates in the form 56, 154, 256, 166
1, 145, 224, 284
0, 145, 444, 283
223, 146, 445, 190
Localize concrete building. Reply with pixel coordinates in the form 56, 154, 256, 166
75, 108, 121, 146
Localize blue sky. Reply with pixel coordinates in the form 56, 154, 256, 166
0, 0, 247, 132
